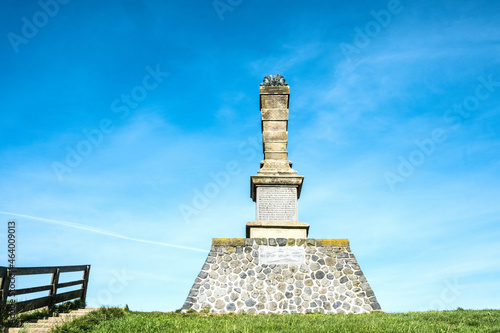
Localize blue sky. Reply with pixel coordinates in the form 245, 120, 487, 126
1, 0, 499, 312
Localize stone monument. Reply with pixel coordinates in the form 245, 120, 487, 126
182, 75, 381, 314
247, 74, 309, 239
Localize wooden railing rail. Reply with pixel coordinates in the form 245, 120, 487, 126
0, 265, 90, 315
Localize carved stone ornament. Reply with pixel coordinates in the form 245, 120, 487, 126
260, 74, 288, 86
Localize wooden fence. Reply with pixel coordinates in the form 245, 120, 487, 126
0, 265, 90, 314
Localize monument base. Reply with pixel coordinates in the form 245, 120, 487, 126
246, 221, 309, 238
182, 238, 381, 314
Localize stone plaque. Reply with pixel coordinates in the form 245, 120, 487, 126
256, 187, 297, 221
259, 246, 305, 265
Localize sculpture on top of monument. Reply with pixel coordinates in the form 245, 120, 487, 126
260, 74, 288, 86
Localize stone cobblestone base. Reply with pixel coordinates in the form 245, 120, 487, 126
182, 238, 381, 314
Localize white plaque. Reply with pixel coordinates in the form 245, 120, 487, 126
256, 187, 297, 221
259, 246, 305, 265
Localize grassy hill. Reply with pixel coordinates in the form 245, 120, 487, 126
50, 307, 500, 332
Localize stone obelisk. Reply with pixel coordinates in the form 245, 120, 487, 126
181, 75, 381, 314
247, 75, 309, 238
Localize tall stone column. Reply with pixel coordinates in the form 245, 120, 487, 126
247, 75, 309, 238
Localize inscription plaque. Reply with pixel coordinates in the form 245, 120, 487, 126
256, 187, 297, 221
259, 246, 305, 265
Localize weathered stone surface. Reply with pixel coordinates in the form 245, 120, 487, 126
256, 187, 298, 222
215, 299, 225, 309
182, 238, 380, 314
310, 262, 320, 271
325, 257, 335, 266
206, 257, 216, 264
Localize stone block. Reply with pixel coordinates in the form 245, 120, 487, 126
261, 108, 288, 121
263, 130, 288, 142
263, 121, 287, 133
246, 221, 309, 238
264, 141, 287, 152
260, 94, 288, 109
316, 239, 350, 247
259, 85, 290, 95
264, 152, 288, 160
212, 238, 246, 247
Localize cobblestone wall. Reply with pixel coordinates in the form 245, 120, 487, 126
182, 238, 381, 314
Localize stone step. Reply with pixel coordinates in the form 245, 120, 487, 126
9, 328, 51, 333
60, 312, 88, 317
42, 315, 83, 323
41, 310, 95, 322
73, 307, 99, 312
7, 308, 99, 333
22, 322, 54, 328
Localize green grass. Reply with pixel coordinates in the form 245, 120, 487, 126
51, 307, 126, 333
50, 308, 500, 332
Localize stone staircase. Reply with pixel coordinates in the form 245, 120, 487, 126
7, 308, 99, 333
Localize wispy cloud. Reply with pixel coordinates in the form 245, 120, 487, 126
0, 211, 207, 253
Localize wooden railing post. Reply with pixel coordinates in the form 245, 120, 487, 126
48, 268, 60, 312
81, 265, 90, 307
0, 268, 11, 317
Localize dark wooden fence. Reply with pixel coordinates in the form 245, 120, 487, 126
0, 265, 90, 314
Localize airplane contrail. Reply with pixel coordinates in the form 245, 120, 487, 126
0, 211, 207, 253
